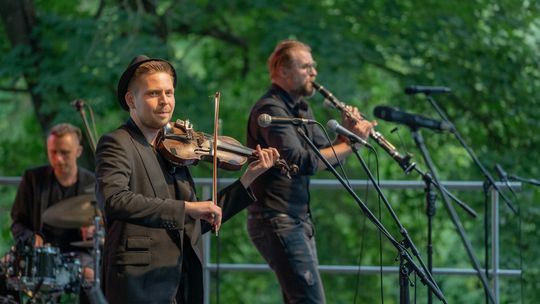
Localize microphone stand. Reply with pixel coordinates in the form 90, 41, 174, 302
296, 127, 447, 304
73, 99, 97, 154
498, 167, 530, 304
423, 172, 436, 304
348, 142, 445, 304
424, 93, 514, 304
424, 94, 516, 214
506, 173, 540, 188
409, 160, 478, 301
409, 127, 496, 303
366, 125, 477, 302
418, 171, 477, 218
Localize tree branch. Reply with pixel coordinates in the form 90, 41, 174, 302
94, 0, 106, 19
0, 86, 29, 94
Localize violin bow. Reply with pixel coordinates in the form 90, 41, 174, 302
212, 91, 221, 236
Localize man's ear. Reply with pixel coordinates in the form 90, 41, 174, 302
76, 144, 83, 158
126, 91, 135, 109
278, 66, 289, 78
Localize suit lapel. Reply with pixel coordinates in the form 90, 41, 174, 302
125, 120, 171, 199
38, 167, 53, 230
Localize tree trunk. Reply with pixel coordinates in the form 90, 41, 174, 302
0, 0, 53, 134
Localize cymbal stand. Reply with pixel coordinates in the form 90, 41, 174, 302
83, 215, 108, 304
92, 216, 102, 290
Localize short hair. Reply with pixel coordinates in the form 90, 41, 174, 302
267, 40, 311, 79
48, 123, 82, 143
128, 60, 175, 90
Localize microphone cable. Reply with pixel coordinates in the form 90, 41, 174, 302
319, 118, 391, 304
352, 150, 382, 304
302, 119, 388, 303
319, 119, 384, 303
313, 121, 353, 187
316, 120, 375, 303
374, 151, 385, 304
517, 205, 524, 304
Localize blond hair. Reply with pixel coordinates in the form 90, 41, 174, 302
129, 60, 175, 89
48, 123, 82, 143
267, 40, 311, 79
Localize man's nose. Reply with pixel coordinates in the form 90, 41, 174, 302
158, 92, 169, 104
56, 154, 65, 163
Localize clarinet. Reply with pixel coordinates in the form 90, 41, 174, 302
312, 81, 415, 173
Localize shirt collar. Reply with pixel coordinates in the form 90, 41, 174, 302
270, 83, 308, 114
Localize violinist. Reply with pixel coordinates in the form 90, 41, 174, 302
95, 55, 279, 303
246, 40, 376, 303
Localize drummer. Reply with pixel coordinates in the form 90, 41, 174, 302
10, 123, 96, 284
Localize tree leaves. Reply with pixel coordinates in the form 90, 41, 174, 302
1, 0, 539, 301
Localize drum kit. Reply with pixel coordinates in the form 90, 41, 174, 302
0, 194, 104, 303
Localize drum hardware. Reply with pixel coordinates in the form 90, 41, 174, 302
42, 194, 99, 229
70, 239, 104, 249
3, 244, 81, 298
7, 193, 107, 302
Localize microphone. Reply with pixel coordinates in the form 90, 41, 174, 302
326, 120, 373, 149
257, 113, 317, 128
495, 164, 509, 182
404, 86, 451, 95
373, 106, 453, 132
71, 99, 85, 110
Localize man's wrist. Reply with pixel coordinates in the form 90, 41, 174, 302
337, 134, 364, 150
350, 141, 363, 150
336, 135, 350, 145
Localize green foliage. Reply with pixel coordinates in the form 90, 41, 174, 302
1, 0, 539, 302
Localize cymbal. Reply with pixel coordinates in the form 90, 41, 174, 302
70, 239, 104, 248
42, 193, 100, 228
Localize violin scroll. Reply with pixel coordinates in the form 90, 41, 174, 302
274, 159, 299, 179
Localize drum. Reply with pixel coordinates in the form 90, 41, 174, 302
5, 246, 81, 294
0, 249, 19, 303
0, 296, 17, 304
57, 252, 82, 294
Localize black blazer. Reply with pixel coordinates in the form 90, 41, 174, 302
96, 119, 255, 303
11, 165, 95, 245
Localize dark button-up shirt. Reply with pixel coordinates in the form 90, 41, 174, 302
246, 84, 330, 218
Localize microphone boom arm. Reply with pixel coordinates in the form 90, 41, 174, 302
424, 95, 516, 213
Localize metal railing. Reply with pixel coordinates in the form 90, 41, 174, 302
197, 178, 522, 304
0, 177, 522, 303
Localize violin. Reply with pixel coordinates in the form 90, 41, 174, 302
156, 119, 298, 178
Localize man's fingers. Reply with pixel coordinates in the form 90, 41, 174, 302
214, 211, 222, 232
255, 145, 280, 168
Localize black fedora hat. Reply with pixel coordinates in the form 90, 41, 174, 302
116, 55, 177, 111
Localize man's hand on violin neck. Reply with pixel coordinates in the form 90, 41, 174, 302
185, 201, 222, 230
240, 146, 280, 188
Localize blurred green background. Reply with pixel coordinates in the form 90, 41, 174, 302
1, 1, 539, 303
